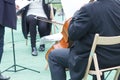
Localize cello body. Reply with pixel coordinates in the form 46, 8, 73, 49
45, 18, 72, 60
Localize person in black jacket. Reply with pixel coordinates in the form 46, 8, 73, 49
0, 0, 17, 79
48, 0, 120, 80
21, 0, 56, 56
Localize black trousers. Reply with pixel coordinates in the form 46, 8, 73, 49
0, 24, 5, 63
26, 15, 50, 48
48, 48, 69, 80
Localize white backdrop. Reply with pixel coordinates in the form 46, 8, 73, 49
61, 0, 90, 20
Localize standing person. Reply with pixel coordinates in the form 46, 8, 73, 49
48, 0, 120, 80
21, 0, 56, 56
0, 0, 17, 80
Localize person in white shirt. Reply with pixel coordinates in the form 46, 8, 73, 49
21, 0, 56, 56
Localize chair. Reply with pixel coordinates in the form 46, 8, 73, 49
83, 33, 120, 80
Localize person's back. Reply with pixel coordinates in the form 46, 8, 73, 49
68, 0, 120, 79
89, 0, 120, 68
48, 0, 120, 80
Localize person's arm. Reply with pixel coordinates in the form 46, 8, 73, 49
68, 6, 92, 41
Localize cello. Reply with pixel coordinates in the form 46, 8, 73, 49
44, 18, 72, 70
45, 18, 72, 60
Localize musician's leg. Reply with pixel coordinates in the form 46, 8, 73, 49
38, 21, 50, 37
0, 25, 5, 63
0, 24, 10, 80
26, 15, 38, 56
48, 48, 69, 80
38, 21, 50, 51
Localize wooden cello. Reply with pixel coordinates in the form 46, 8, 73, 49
45, 18, 72, 60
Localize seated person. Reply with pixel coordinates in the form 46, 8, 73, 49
48, 0, 120, 80
21, 0, 56, 56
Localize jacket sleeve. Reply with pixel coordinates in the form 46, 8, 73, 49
68, 6, 92, 41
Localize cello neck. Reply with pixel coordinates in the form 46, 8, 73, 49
89, 0, 94, 2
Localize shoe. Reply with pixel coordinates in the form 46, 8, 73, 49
0, 74, 10, 80
31, 47, 38, 56
39, 44, 45, 51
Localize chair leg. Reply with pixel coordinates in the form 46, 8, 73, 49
93, 74, 105, 80
96, 72, 101, 80
83, 74, 88, 80
45, 63, 49, 70
83, 56, 93, 80
114, 69, 120, 80
93, 54, 101, 80
26, 39, 28, 45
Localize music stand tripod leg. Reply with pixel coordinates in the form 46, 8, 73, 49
0, 29, 40, 73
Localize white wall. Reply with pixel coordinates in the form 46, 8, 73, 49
61, 0, 90, 20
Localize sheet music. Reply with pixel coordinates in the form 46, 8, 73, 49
61, 0, 90, 20
15, 0, 32, 13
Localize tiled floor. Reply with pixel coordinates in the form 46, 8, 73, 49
0, 13, 66, 80
0, 14, 116, 80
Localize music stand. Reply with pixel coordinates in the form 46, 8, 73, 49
1, 29, 40, 73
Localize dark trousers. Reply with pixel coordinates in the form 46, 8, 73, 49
48, 48, 119, 80
0, 25, 5, 63
26, 15, 50, 48
48, 48, 69, 80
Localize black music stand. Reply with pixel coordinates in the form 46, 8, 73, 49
1, 29, 40, 73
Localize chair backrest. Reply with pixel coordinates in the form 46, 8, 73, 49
83, 33, 120, 80
91, 34, 120, 53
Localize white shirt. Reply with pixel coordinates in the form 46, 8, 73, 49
27, 0, 47, 18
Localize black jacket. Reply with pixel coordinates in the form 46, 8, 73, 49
68, 0, 120, 79
0, 0, 17, 29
